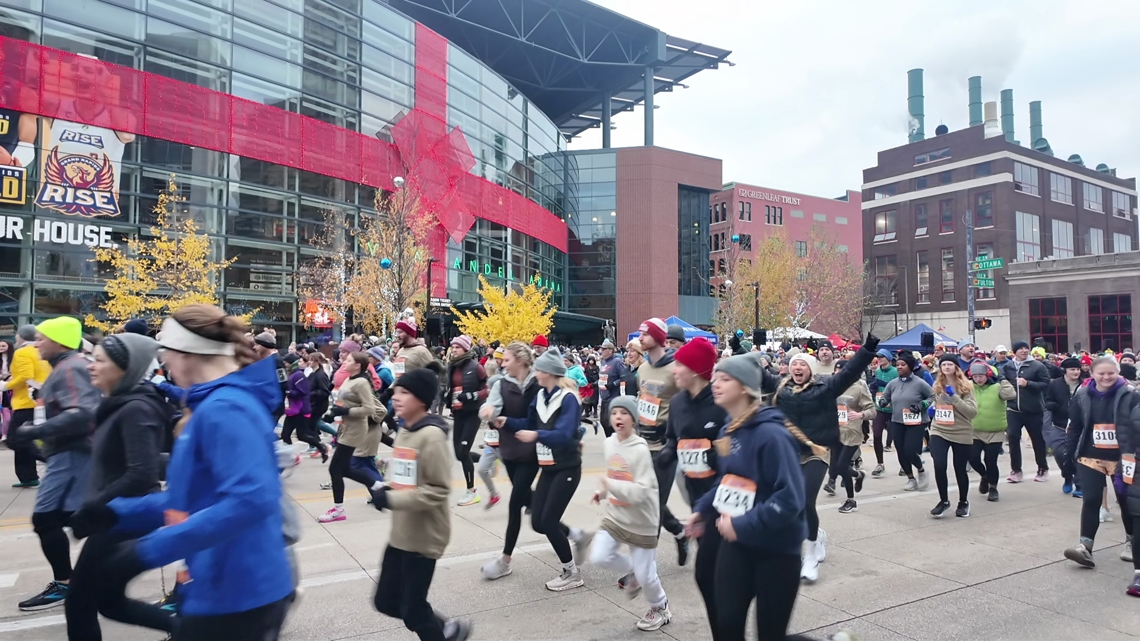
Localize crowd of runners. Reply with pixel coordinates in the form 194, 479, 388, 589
0, 309, 1136, 641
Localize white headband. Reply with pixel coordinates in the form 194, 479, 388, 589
157, 317, 235, 356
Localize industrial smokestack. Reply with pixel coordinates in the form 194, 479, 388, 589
907, 69, 924, 143
1029, 100, 1043, 146
1000, 89, 1015, 143
983, 101, 1001, 138
968, 76, 982, 127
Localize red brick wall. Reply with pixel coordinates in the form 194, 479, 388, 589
615, 147, 722, 336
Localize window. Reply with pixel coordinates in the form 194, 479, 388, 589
874, 255, 898, 305
813, 213, 827, 222
939, 199, 954, 233
1083, 184, 1103, 212
975, 162, 992, 177
941, 249, 955, 302
1088, 294, 1132, 353
745, 202, 753, 222
1016, 211, 1041, 261
874, 184, 897, 200
791, 210, 804, 218
975, 243, 995, 299
1114, 232, 1133, 253
795, 241, 808, 257
916, 251, 930, 303
766, 206, 783, 226
914, 203, 928, 236
1014, 162, 1039, 196
1113, 191, 1132, 218
914, 147, 951, 165
737, 234, 752, 251
712, 233, 720, 251
975, 192, 993, 228
739, 201, 745, 221
1051, 219, 1074, 258
916, 176, 928, 190
1030, 298, 1069, 353
874, 210, 897, 242
1087, 227, 1105, 255
835, 216, 848, 225
718, 258, 726, 276
939, 171, 953, 186
1050, 173, 1073, 204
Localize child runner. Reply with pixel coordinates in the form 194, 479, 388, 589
588, 396, 672, 631
367, 367, 472, 641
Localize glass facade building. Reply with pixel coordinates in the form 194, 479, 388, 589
0, 0, 571, 341
560, 150, 616, 322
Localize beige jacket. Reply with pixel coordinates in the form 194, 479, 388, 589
930, 388, 978, 445
391, 342, 433, 377
386, 414, 452, 559
599, 433, 660, 549
836, 379, 876, 447
336, 375, 382, 449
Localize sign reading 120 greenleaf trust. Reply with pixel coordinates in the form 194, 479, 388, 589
452, 257, 562, 293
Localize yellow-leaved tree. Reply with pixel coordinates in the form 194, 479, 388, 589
452, 275, 556, 344
86, 176, 235, 332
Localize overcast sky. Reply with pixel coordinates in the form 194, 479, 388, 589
570, 0, 1140, 199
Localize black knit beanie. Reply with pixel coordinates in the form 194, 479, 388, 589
394, 367, 438, 410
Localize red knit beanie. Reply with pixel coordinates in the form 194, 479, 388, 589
639, 317, 667, 347
674, 337, 717, 380
532, 335, 549, 348
395, 318, 417, 338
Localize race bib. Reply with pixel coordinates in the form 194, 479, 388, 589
902, 409, 922, 426
712, 474, 757, 517
599, 374, 609, 388
1093, 424, 1118, 449
678, 438, 714, 478
637, 394, 661, 425
1123, 453, 1135, 485
934, 404, 955, 426
484, 428, 499, 447
537, 443, 554, 466
390, 446, 418, 489
875, 391, 884, 404
391, 360, 406, 376
836, 405, 848, 426
32, 401, 45, 425
620, 381, 626, 396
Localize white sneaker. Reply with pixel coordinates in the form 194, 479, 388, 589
545, 567, 584, 591
480, 556, 512, 580
917, 469, 930, 491
636, 603, 672, 631
814, 529, 828, 563
457, 490, 481, 506
800, 543, 820, 583
903, 478, 918, 491
318, 507, 345, 523
1100, 507, 1113, 523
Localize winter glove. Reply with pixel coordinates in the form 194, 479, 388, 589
368, 486, 390, 512
329, 406, 349, 418
927, 405, 936, 419
908, 402, 924, 414
863, 332, 881, 353
69, 501, 118, 540
945, 385, 955, 397
462, 391, 480, 402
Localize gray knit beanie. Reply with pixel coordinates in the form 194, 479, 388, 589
534, 347, 567, 377
608, 395, 638, 421
102, 333, 159, 396
714, 353, 762, 397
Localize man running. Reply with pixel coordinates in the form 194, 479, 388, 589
391, 319, 433, 380
597, 339, 627, 438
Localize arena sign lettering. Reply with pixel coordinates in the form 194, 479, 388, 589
0, 214, 116, 248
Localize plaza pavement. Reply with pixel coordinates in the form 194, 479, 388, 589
0, 425, 1134, 641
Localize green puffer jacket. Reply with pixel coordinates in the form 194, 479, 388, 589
972, 380, 1016, 432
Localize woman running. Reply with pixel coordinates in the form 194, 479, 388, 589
967, 363, 1014, 503
493, 348, 589, 591
447, 336, 487, 507
319, 352, 385, 523
927, 355, 977, 518
282, 354, 327, 463
480, 342, 540, 580
879, 353, 933, 493
758, 334, 880, 583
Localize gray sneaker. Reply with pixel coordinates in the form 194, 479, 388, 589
1122, 536, 1133, 563
636, 603, 672, 631
480, 556, 511, 580
545, 568, 584, 592
903, 478, 918, 491
917, 469, 930, 491
1064, 542, 1095, 568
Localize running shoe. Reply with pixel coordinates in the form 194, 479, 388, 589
871, 464, 885, 478
675, 534, 690, 567
545, 568, 584, 591
155, 592, 179, 613
1063, 542, 1095, 568
11, 480, 38, 488
457, 490, 480, 506
1034, 469, 1049, 482
318, 507, 346, 523
979, 477, 990, 494
800, 546, 820, 584
320, 481, 332, 490
930, 500, 951, 518
898, 469, 907, 476
480, 556, 512, 580
18, 581, 68, 611
310, 450, 321, 459
883, 446, 893, 453
826, 631, 859, 641
1007, 470, 1023, 483
916, 469, 930, 491
1072, 487, 1083, 498
636, 603, 672, 631
1062, 479, 1073, 494
484, 493, 500, 510
1121, 537, 1133, 563
815, 529, 828, 562
377, 458, 388, 481
955, 501, 970, 518
903, 478, 918, 492
619, 573, 642, 599
987, 488, 1000, 502
822, 480, 836, 496
838, 499, 858, 514
443, 618, 473, 641
852, 455, 863, 470
1127, 574, 1140, 598
854, 470, 866, 494
1100, 507, 1113, 523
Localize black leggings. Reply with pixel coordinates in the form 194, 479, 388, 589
531, 466, 580, 564
1006, 411, 1048, 474
502, 459, 539, 557
801, 459, 827, 541
872, 411, 890, 465
374, 546, 447, 641
652, 450, 682, 537
32, 510, 72, 582
969, 439, 1003, 486
329, 444, 376, 504
693, 525, 724, 641
1075, 462, 1133, 543
713, 541, 803, 641
828, 445, 859, 499
66, 531, 174, 640
282, 415, 326, 454
452, 411, 480, 490
599, 397, 614, 438
928, 435, 970, 504
890, 422, 926, 478
175, 595, 293, 641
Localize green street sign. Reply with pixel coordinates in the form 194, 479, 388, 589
971, 258, 1004, 271
972, 277, 995, 288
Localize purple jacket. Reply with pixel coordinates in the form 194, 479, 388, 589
285, 369, 311, 417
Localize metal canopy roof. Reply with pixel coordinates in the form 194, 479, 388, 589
386, 0, 732, 138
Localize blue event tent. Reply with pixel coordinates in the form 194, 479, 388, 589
627, 315, 718, 345
877, 323, 958, 354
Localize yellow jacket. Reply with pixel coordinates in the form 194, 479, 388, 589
5, 344, 50, 410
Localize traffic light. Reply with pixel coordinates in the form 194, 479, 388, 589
974, 318, 992, 330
